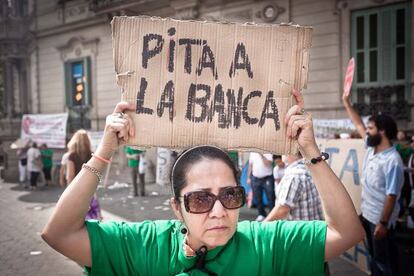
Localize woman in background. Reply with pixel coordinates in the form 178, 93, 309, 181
66, 130, 102, 220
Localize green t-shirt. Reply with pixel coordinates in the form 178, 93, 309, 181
40, 149, 53, 168
85, 219, 326, 275
395, 143, 413, 164
124, 146, 144, 168
227, 151, 238, 166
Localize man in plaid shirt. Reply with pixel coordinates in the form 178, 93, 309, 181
264, 154, 324, 221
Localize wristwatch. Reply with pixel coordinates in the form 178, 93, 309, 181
379, 220, 388, 227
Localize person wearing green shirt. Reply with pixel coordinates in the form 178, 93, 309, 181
124, 146, 145, 196
40, 143, 53, 187
395, 131, 414, 222
41, 91, 365, 275
395, 131, 414, 164
227, 150, 239, 170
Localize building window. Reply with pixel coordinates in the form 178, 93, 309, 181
0, 63, 4, 118
64, 57, 91, 108
351, 3, 411, 119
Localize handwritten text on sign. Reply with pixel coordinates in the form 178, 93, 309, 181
137, 27, 279, 130
112, 17, 312, 153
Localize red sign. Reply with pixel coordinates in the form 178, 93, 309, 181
343, 57, 355, 97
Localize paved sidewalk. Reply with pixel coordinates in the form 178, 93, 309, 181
0, 182, 82, 276
0, 180, 367, 275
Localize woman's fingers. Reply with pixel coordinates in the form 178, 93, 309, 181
292, 88, 304, 108
291, 117, 310, 138
285, 105, 302, 124
99, 102, 136, 153
113, 101, 136, 113
286, 112, 313, 140
285, 89, 305, 124
111, 102, 136, 138
287, 114, 305, 138
107, 119, 130, 143
125, 114, 135, 137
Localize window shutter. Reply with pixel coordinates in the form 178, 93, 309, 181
84, 57, 92, 106
64, 61, 72, 107
381, 9, 392, 83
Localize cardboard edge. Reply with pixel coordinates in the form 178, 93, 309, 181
114, 16, 312, 155
111, 15, 313, 30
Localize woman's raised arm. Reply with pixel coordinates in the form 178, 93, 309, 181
41, 102, 135, 266
286, 89, 365, 261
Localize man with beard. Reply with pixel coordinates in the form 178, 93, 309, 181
343, 93, 403, 276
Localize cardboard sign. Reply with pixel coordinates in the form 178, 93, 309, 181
112, 16, 312, 154
318, 138, 370, 274
343, 57, 355, 97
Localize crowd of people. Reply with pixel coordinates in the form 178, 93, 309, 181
40, 90, 367, 275
12, 88, 411, 275
17, 142, 54, 190
16, 129, 150, 220
236, 92, 414, 276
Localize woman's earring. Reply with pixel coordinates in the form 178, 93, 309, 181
180, 224, 188, 235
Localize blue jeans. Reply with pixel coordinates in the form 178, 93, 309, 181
251, 175, 275, 217
360, 215, 398, 276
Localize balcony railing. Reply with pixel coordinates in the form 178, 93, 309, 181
353, 85, 409, 120
89, 0, 144, 13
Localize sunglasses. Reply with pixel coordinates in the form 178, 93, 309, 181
182, 186, 246, 214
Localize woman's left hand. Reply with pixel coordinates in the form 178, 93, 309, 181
285, 89, 320, 158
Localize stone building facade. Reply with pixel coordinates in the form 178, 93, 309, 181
0, 0, 412, 181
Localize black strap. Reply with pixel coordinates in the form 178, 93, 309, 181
183, 246, 217, 276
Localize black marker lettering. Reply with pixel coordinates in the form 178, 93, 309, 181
242, 90, 262, 125
142, 34, 164, 69
229, 43, 253, 78
136, 77, 154, 115
259, 90, 280, 131
186, 83, 211, 123
208, 84, 226, 128
167, 28, 176, 73
197, 44, 218, 80
157, 80, 175, 121
226, 87, 244, 128
179, 39, 205, 74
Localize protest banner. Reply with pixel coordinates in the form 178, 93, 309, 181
313, 116, 369, 138
112, 16, 312, 154
21, 113, 68, 148
318, 138, 369, 273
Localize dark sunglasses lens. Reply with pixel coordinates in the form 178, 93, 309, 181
220, 187, 245, 209
186, 192, 215, 213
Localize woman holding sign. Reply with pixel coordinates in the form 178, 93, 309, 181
41, 89, 364, 275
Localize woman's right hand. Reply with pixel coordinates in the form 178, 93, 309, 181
95, 101, 136, 159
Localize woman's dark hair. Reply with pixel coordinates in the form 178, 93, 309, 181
171, 145, 240, 200
368, 114, 398, 140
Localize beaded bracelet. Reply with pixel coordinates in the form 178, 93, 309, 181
82, 164, 103, 183
303, 152, 330, 165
